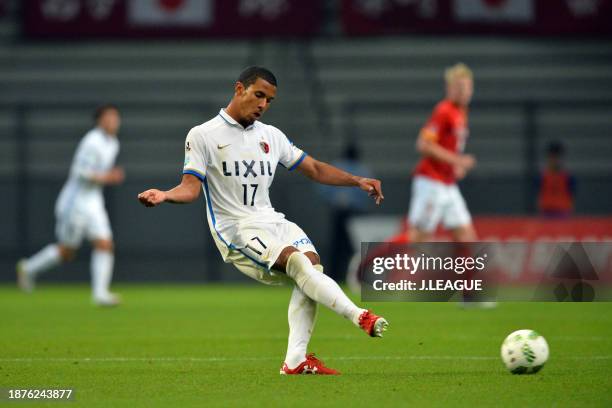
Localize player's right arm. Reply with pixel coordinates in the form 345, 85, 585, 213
138, 128, 206, 207
138, 174, 201, 207
416, 108, 475, 174
417, 133, 473, 168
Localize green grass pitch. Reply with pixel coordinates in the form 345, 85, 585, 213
1, 284, 611, 407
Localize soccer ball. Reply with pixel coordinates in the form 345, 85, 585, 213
500, 329, 549, 374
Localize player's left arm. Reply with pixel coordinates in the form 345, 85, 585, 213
296, 156, 384, 205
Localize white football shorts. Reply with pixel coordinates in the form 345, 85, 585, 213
213, 219, 318, 285
408, 175, 472, 233
56, 207, 113, 248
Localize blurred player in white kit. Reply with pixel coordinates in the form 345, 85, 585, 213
17, 105, 124, 306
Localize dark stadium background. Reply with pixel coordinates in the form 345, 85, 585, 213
1, 0, 611, 283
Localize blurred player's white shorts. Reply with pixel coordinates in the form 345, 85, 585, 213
56, 207, 113, 248
213, 219, 317, 285
408, 175, 472, 233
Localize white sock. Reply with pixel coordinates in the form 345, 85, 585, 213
23, 244, 61, 278
91, 250, 114, 299
286, 252, 365, 327
285, 285, 317, 369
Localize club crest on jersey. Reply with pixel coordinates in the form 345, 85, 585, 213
259, 141, 270, 154
186, 141, 191, 151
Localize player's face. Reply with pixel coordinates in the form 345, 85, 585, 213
99, 109, 121, 136
448, 77, 473, 107
235, 78, 276, 125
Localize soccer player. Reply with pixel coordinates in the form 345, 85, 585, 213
409, 64, 496, 308
17, 105, 124, 306
408, 63, 477, 243
138, 66, 388, 375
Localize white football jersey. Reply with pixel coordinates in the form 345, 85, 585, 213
183, 109, 306, 248
55, 127, 119, 218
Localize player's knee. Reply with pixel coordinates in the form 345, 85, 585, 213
452, 225, 477, 242
93, 239, 114, 252
284, 251, 315, 287
304, 251, 320, 266
409, 227, 432, 242
58, 245, 77, 262
273, 246, 300, 273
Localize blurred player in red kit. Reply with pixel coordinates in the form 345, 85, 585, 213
408, 63, 477, 243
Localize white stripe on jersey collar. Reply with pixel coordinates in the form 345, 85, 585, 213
218, 109, 255, 131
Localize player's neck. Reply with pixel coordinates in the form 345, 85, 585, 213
224, 104, 252, 129
446, 97, 466, 109
97, 126, 116, 138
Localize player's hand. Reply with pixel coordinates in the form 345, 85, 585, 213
106, 167, 125, 185
453, 164, 468, 180
458, 154, 476, 171
138, 189, 167, 207
357, 177, 384, 205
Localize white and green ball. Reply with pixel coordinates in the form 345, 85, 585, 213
501, 329, 549, 374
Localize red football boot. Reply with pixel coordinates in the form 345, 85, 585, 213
280, 353, 340, 375
358, 310, 389, 337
